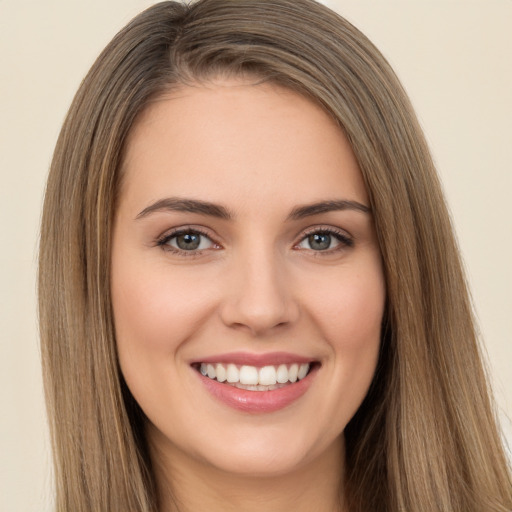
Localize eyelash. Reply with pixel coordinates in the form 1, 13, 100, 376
156, 226, 354, 256
156, 227, 218, 257
297, 226, 354, 252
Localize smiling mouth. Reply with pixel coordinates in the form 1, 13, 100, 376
193, 362, 315, 391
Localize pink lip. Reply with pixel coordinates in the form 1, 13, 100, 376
194, 363, 319, 414
191, 351, 314, 367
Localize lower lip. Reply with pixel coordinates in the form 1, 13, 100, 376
196, 367, 317, 413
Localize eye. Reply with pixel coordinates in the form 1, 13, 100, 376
296, 229, 353, 252
159, 229, 217, 252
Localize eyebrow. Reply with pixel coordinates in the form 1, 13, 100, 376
136, 197, 233, 220
135, 197, 370, 221
287, 199, 371, 220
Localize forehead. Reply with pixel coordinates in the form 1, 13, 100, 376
119, 78, 368, 217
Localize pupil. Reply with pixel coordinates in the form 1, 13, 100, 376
177, 232, 200, 250
309, 233, 331, 250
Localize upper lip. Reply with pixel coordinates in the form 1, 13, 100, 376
190, 351, 316, 367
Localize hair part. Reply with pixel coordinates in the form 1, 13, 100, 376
39, 1, 512, 510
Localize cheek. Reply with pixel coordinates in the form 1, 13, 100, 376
111, 257, 219, 361
306, 262, 385, 345
110, 259, 223, 421
300, 260, 385, 408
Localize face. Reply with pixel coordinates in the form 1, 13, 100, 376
111, 79, 385, 478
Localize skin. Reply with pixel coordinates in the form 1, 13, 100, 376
111, 78, 385, 512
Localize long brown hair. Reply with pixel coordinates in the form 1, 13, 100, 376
39, 1, 512, 510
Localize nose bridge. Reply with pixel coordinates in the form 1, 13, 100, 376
220, 240, 298, 335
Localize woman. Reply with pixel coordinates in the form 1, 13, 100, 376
38, 0, 512, 510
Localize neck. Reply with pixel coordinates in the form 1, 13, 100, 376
148, 427, 346, 512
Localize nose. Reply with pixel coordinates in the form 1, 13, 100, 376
219, 248, 299, 336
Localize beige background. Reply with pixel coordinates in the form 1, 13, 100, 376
1, 1, 510, 510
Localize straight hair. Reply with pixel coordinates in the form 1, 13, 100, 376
39, 1, 512, 510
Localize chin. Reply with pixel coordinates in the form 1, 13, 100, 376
180, 421, 342, 479
201, 443, 315, 478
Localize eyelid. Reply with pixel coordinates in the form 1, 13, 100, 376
156, 225, 222, 254
294, 225, 354, 251
154, 224, 353, 256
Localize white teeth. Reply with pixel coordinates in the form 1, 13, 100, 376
276, 364, 289, 384
226, 364, 239, 383
288, 363, 298, 383
198, 362, 311, 386
298, 363, 309, 380
258, 365, 277, 386
216, 363, 227, 382
239, 365, 259, 385
207, 364, 216, 379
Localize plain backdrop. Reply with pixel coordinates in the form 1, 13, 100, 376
1, 1, 510, 510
